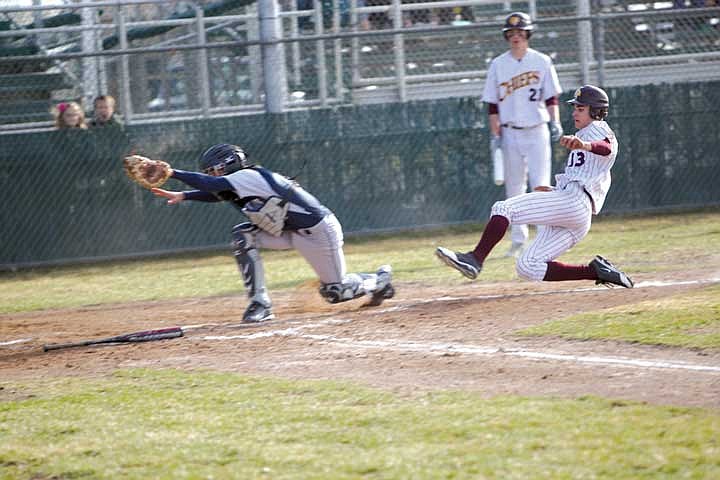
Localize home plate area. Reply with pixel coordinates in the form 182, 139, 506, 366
2, 275, 719, 408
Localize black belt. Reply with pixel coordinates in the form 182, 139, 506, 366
501, 123, 528, 130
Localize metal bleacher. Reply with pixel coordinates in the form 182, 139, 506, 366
0, 11, 77, 125
0, 0, 718, 128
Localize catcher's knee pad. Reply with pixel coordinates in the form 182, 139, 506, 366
319, 275, 366, 304
232, 222, 258, 253
490, 201, 512, 220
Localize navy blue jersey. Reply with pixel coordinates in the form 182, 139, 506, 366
173, 167, 330, 230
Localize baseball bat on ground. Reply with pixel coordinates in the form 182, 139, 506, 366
42, 326, 183, 352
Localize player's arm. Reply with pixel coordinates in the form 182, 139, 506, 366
559, 136, 612, 155
151, 188, 221, 205
482, 61, 501, 137
545, 97, 560, 124
487, 104, 501, 137
171, 169, 233, 193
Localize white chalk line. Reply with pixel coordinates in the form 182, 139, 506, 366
202, 327, 720, 373
202, 318, 353, 341
198, 275, 720, 374
380, 276, 720, 313
0, 338, 33, 347
2, 275, 719, 355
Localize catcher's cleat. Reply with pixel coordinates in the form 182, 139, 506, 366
435, 247, 481, 280
504, 242, 526, 259
368, 265, 395, 307
242, 301, 275, 323
590, 255, 634, 288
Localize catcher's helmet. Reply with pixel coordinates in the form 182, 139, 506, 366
199, 143, 250, 176
567, 85, 610, 120
503, 12, 533, 39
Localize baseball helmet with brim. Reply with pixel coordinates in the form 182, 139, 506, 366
567, 85, 610, 120
502, 12, 533, 32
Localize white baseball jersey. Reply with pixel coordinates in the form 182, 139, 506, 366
482, 48, 562, 127
483, 47, 562, 246
554, 120, 618, 214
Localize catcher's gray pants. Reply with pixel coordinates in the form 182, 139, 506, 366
491, 181, 592, 281
253, 214, 380, 303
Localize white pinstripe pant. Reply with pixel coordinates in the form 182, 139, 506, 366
490, 181, 593, 281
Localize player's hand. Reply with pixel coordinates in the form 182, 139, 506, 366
533, 186, 553, 192
549, 121, 563, 142
151, 187, 185, 205
490, 135, 502, 152
559, 135, 589, 151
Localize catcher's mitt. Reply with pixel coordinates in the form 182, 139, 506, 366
123, 155, 172, 189
559, 135, 586, 151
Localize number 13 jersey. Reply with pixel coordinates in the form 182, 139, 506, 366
555, 120, 619, 215
482, 48, 562, 128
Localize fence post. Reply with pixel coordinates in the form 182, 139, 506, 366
117, 5, 133, 123
577, 0, 592, 85
259, 0, 288, 113
596, 16, 605, 87
313, 0, 328, 105
194, 4, 211, 116
528, 0, 537, 20
350, 0, 360, 90
81, 4, 99, 109
333, 0, 343, 102
392, 0, 406, 102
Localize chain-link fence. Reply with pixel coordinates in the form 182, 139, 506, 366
1, 81, 719, 268
1, 0, 719, 268
1, 0, 718, 127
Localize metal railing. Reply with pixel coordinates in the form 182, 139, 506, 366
0, 0, 718, 131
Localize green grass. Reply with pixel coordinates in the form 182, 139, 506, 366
2, 210, 719, 314
1, 369, 719, 480
520, 284, 720, 349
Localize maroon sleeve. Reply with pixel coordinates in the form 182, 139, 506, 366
544, 96, 559, 107
487, 103, 499, 115
589, 138, 612, 156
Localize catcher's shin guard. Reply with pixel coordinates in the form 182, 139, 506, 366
232, 223, 272, 306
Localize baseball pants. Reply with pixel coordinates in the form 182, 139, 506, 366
491, 181, 593, 281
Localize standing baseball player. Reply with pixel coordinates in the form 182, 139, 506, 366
150, 143, 395, 323
483, 11, 564, 258
436, 85, 633, 289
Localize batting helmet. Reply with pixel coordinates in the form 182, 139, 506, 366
567, 85, 610, 120
503, 12, 533, 39
199, 143, 251, 176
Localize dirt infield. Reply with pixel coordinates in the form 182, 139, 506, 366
2, 268, 720, 408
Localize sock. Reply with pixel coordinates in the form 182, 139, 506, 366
472, 215, 510, 263
543, 261, 597, 282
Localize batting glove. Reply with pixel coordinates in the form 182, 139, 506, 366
549, 121, 563, 142
490, 135, 502, 152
